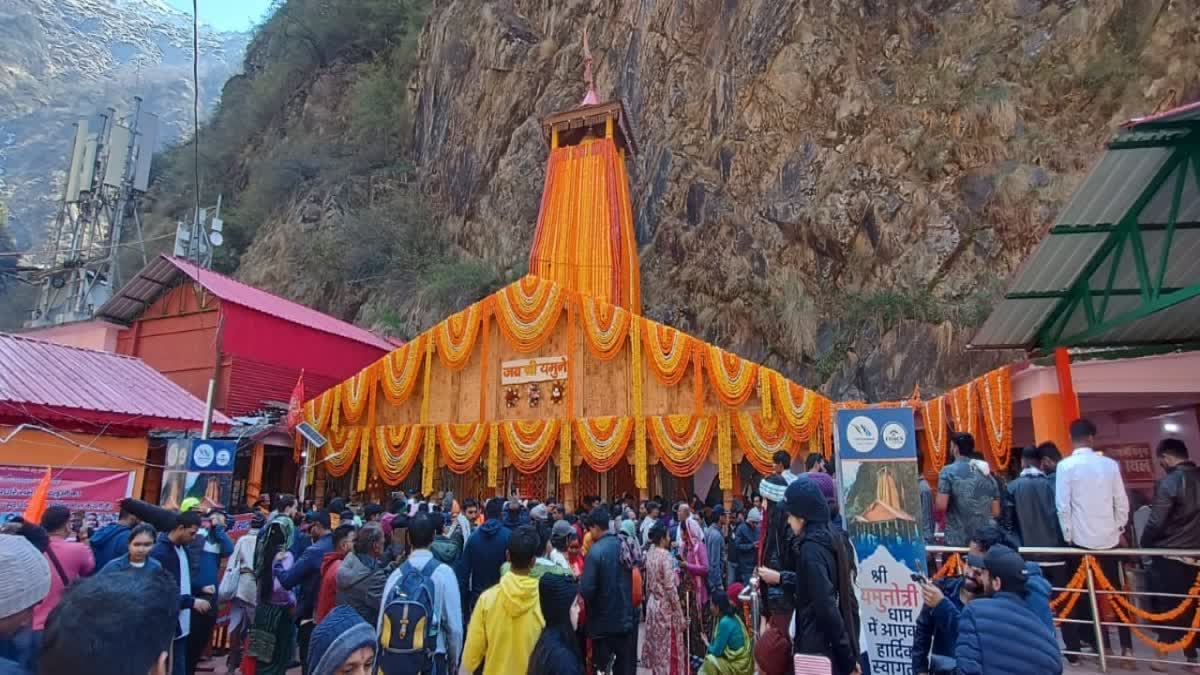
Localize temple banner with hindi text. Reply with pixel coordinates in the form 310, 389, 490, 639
500, 356, 567, 385
835, 407, 927, 675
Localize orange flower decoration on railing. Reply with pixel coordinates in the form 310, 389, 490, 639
580, 296, 630, 361
372, 425, 423, 485
340, 365, 375, 424
494, 276, 565, 353
769, 375, 821, 440
434, 302, 485, 370
324, 426, 363, 477
647, 414, 715, 477
705, 345, 758, 408
379, 335, 425, 404
977, 367, 1013, 471
500, 418, 561, 474
438, 422, 489, 474
733, 411, 795, 474
642, 319, 695, 386
574, 416, 634, 472
304, 388, 335, 434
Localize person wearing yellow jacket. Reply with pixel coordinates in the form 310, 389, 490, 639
463, 525, 546, 675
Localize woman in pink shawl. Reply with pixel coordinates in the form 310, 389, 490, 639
680, 512, 710, 666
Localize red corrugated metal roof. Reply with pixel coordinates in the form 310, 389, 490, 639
224, 355, 339, 418
96, 255, 396, 351
0, 332, 233, 429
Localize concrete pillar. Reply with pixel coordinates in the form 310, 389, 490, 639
1031, 393, 1072, 454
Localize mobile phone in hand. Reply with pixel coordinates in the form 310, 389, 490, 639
910, 573, 928, 584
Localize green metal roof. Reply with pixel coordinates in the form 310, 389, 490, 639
971, 104, 1200, 354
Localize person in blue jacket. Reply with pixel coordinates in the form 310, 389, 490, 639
184, 510, 233, 675
89, 506, 139, 570
149, 511, 210, 675
954, 545, 1061, 675
457, 497, 511, 623
99, 523, 162, 574
276, 509, 332, 675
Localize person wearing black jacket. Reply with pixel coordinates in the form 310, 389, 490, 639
579, 506, 635, 675
759, 478, 859, 675
1143, 438, 1200, 669
149, 511, 208, 675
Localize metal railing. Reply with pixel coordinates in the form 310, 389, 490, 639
927, 545, 1200, 673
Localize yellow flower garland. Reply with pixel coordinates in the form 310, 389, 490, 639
770, 375, 820, 440
379, 335, 425, 404
304, 388, 335, 434
438, 422, 489, 474
435, 302, 485, 370
487, 423, 500, 487
421, 426, 436, 494
500, 419, 560, 474
977, 367, 1013, 471
559, 419, 572, 484
647, 414, 715, 477
494, 275, 565, 353
580, 295, 630, 361
759, 369, 773, 420
733, 411, 794, 474
705, 345, 758, 407
324, 426, 361, 477
340, 365, 375, 425
642, 319, 694, 386
372, 425, 423, 485
634, 416, 647, 489
717, 412, 732, 489
631, 319, 647, 488
574, 416, 634, 472
356, 426, 370, 492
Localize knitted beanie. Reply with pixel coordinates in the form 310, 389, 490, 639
539, 573, 578, 628
0, 534, 51, 620
783, 477, 830, 524
806, 472, 838, 510
308, 605, 376, 675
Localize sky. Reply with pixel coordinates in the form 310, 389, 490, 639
164, 0, 276, 32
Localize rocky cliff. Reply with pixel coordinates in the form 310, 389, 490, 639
228, 0, 1198, 399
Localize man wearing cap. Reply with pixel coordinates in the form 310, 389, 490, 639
276, 510, 333, 674
732, 507, 760, 585
704, 506, 728, 600
0, 534, 51, 674
953, 545, 1062, 675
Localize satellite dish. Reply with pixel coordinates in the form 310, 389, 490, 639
208, 231, 224, 247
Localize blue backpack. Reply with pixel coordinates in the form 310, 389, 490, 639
377, 559, 441, 674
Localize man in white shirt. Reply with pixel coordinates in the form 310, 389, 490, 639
1055, 418, 1133, 661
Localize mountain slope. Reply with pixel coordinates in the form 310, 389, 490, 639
0, 0, 247, 249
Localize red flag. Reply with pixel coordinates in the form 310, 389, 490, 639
287, 370, 305, 429
23, 467, 52, 523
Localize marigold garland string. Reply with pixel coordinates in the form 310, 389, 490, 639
487, 423, 500, 488
356, 424, 370, 492
435, 302, 485, 370
574, 416, 634, 472
580, 295, 630, 361
717, 412, 733, 489
932, 553, 963, 580
331, 386, 342, 432
438, 423, 489, 474
922, 396, 949, 481
692, 349, 705, 414
304, 388, 334, 434
949, 381, 977, 438
494, 276, 565, 353
705, 345, 758, 408
759, 370, 773, 421
559, 420, 572, 484
479, 311, 490, 421
977, 367, 1013, 471
631, 319, 647, 489
733, 411, 794, 475
642, 319, 694, 385
421, 426, 436, 494
647, 414, 715, 477
770, 376, 821, 441
372, 425, 423, 485
340, 365, 374, 425
324, 426, 361, 478
501, 419, 560, 474
379, 335, 424, 404
1089, 555, 1200, 623
420, 338, 433, 425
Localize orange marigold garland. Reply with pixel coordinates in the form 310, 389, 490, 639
631, 319, 647, 488
559, 420, 572, 484
1090, 555, 1200, 623
949, 381, 977, 438
487, 423, 500, 488
340, 365, 375, 425
421, 426, 436, 494
575, 417, 635, 472
372, 425, 423, 485
304, 388, 335, 434
580, 296, 630, 361
438, 423, 489, 474
634, 416, 647, 489
356, 427, 370, 492
324, 426, 362, 477
642, 319, 694, 385
435, 302, 485, 370
501, 419, 560, 474
759, 369, 774, 421
922, 396, 949, 479
494, 276, 565, 353
977, 367, 1013, 471
770, 376, 821, 440
647, 414, 715, 477
705, 345, 758, 408
379, 335, 425, 404
733, 411, 794, 474
717, 412, 733, 489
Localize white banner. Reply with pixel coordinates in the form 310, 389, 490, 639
500, 356, 568, 385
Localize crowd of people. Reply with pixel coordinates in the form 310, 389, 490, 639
0, 416, 1196, 675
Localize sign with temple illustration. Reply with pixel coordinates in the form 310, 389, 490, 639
835, 406, 926, 675
500, 356, 568, 385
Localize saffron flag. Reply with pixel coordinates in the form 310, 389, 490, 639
22, 467, 52, 523
287, 371, 305, 430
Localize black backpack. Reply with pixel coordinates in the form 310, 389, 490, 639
376, 559, 441, 674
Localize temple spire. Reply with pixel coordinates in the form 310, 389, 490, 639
580, 26, 599, 106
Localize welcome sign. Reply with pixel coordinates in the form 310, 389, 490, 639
835, 406, 927, 675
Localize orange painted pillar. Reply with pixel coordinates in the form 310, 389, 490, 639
245, 441, 265, 507
1031, 394, 1072, 454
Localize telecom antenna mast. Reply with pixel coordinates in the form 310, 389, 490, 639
27, 97, 159, 327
